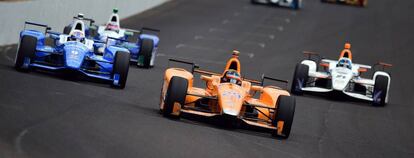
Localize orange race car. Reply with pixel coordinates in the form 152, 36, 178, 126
321, 0, 368, 7
159, 51, 296, 138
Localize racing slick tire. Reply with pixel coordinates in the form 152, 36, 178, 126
372, 75, 388, 106
162, 76, 188, 118
112, 51, 130, 89
293, 0, 301, 10
15, 36, 37, 71
138, 38, 154, 69
250, 0, 259, 4
291, 63, 309, 95
63, 25, 71, 35
272, 95, 296, 139
360, 0, 368, 7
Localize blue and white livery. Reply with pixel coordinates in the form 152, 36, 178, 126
251, 0, 303, 10
15, 20, 131, 89
94, 9, 160, 68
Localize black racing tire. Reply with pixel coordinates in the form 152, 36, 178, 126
272, 95, 296, 139
63, 25, 71, 35
162, 76, 188, 118
138, 38, 154, 68
15, 36, 37, 71
291, 63, 309, 95
360, 0, 368, 7
251, 0, 259, 4
112, 51, 130, 89
372, 75, 389, 106
293, 0, 300, 9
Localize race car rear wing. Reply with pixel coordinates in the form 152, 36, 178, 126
73, 16, 96, 27
24, 21, 51, 34
168, 59, 288, 89
373, 62, 392, 71
259, 75, 289, 90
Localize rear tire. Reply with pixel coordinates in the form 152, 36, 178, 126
162, 76, 188, 118
15, 36, 37, 71
138, 38, 154, 68
272, 96, 296, 139
291, 63, 309, 95
112, 51, 130, 89
360, 0, 367, 7
372, 75, 388, 106
293, 0, 301, 9
63, 25, 71, 35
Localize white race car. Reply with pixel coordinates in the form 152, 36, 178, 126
291, 43, 392, 106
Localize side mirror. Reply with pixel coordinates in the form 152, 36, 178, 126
251, 85, 263, 92
125, 31, 134, 36
89, 25, 98, 31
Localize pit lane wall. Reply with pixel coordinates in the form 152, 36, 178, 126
0, 0, 168, 45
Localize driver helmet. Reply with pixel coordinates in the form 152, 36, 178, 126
70, 30, 85, 42
106, 22, 119, 31
224, 69, 241, 84
338, 59, 352, 69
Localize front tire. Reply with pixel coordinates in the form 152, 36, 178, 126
138, 38, 154, 68
162, 76, 188, 118
372, 75, 389, 106
112, 51, 130, 89
291, 63, 309, 95
272, 96, 296, 139
15, 36, 37, 71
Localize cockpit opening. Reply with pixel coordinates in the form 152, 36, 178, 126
111, 16, 117, 22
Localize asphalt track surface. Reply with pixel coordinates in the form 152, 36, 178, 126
1, 0, 414, 158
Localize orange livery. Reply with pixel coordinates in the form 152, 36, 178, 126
160, 51, 296, 138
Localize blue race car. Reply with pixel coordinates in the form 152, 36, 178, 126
65, 9, 160, 68
251, 0, 303, 9
15, 19, 131, 89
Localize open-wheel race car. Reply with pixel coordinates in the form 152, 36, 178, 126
159, 51, 296, 138
64, 9, 160, 68
291, 43, 391, 106
321, 0, 368, 7
15, 19, 130, 88
251, 0, 303, 10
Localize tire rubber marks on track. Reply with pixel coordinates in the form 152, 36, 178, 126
14, 129, 28, 155
318, 103, 333, 155
2, 46, 14, 62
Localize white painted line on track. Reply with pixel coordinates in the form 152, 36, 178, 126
244, 32, 275, 40
14, 129, 28, 155
285, 18, 291, 23
255, 24, 283, 30
194, 35, 266, 48
209, 28, 228, 33
222, 19, 230, 24
277, 26, 284, 32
